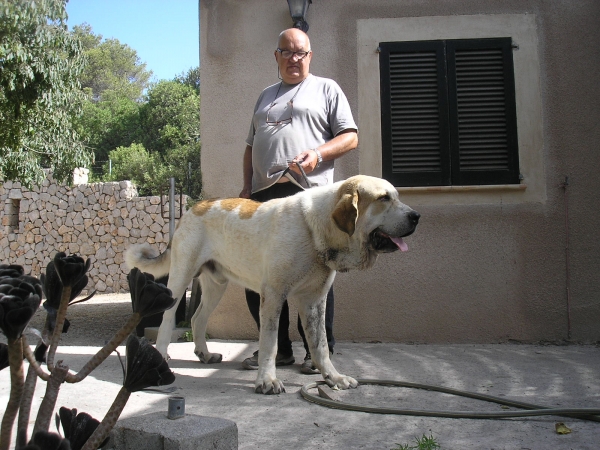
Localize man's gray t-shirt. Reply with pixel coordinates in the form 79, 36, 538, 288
246, 74, 357, 193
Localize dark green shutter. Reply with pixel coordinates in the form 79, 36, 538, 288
379, 38, 520, 187
380, 41, 450, 186
447, 38, 520, 185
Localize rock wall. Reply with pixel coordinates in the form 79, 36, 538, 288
0, 172, 187, 293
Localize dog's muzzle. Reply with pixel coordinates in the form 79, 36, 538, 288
369, 210, 420, 253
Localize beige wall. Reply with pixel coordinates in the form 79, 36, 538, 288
199, 0, 600, 343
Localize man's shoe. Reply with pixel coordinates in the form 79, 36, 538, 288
276, 353, 295, 366
241, 350, 259, 370
241, 350, 295, 370
300, 353, 320, 374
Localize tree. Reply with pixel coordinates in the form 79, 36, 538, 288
175, 66, 200, 95
71, 24, 152, 176
76, 93, 141, 171
0, 0, 92, 187
104, 143, 163, 196
69, 25, 202, 198
72, 24, 152, 102
137, 80, 201, 198
162, 143, 202, 200
140, 80, 200, 156
70, 22, 101, 51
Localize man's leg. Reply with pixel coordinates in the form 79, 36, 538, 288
242, 180, 302, 369
242, 290, 295, 369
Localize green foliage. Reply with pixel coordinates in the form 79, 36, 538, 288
181, 330, 193, 342
140, 81, 201, 198
140, 80, 200, 155
68, 23, 201, 198
99, 80, 202, 199
0, 0, 92, 187
103, 143, 161, 195
161, 143, 202, 199
175, 66, 200, 95
392, 434, 441, 450
76, 93, 141, 169
72, 23, 152, 102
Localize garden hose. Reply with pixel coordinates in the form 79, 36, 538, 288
301, 379, 600, 422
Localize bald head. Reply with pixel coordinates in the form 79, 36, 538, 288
277, 28, 311, 50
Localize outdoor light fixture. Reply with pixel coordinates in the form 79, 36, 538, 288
287, 0, 312, 32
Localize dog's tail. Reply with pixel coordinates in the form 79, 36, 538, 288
124, 243, 171, 278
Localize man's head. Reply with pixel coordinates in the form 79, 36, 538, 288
275, 28, 312, 84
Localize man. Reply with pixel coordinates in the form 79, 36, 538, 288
239, 27, 358, 374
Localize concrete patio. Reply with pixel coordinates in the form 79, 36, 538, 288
2, 294, 600, 449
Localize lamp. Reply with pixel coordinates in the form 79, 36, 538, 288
287, 0, 312, 32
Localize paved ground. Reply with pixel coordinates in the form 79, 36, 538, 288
2, 294, 600, 449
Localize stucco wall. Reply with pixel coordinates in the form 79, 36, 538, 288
199, 0, 600, 343
0, 172, 185, 294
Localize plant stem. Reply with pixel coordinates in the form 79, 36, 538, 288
67, 313, 141, 383
32, 362, 69, 435
17, 363, 38, 446
81, 387, 131, 450
46, 285, 72, 372
0, 338, 24, 450
21, 336, 50, 381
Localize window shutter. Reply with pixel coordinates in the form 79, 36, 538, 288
380, 38, 520, 187
446, 38, 520, 185
379, 41, 451, 186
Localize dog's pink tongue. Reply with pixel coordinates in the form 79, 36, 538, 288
391, 237, 409, 252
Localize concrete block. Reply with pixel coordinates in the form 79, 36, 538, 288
144, 327, 191, 342
109, 412, 238, 450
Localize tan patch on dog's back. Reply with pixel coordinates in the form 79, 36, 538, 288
220, 198, 261, 219
191, 198, 260, 219
191, 199, 218, 216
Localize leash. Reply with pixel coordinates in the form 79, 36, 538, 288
281, 160, 313, 189
301, 379, 600, 422
294, 160, 313, 188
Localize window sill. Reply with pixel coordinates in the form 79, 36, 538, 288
397, 184, 527, 194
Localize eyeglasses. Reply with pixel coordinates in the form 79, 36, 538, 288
276, 48, 311, 60
266, 100, 293, 126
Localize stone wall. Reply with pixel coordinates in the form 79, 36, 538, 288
0, 172, 187, 293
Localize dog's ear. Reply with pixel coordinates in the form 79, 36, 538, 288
332, 191, 359, 236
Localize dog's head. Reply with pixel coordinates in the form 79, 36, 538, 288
331, 175, 419, 253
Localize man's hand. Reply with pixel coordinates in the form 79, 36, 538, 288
289, 149, 318, 175
239, 185, 252, 198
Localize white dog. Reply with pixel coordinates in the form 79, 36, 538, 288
125, 175, 419, 394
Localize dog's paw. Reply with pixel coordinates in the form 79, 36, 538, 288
155, 348, 170, 360
155, 345, 169, 360
324, 374, 359, 390
195, 350, 222, 364
254, 378, 286, 395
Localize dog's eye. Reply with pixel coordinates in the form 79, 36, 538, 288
378, 194, 391, 202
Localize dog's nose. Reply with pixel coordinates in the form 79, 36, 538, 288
408, 210, 420, 225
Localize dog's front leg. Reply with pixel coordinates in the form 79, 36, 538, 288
299, 297, 359, 391
255, 292, 285, 394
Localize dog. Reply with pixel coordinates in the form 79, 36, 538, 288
125, 175, 419, 394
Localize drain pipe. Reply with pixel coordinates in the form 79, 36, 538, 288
559, 176, 572, 340
169, 177, 176, 240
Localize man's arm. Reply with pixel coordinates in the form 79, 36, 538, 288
290, 129, 358, 175
240, 145, 253, 198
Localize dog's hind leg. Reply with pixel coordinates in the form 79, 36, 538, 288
190, 271, 228, 363
297, 292, 359, 391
